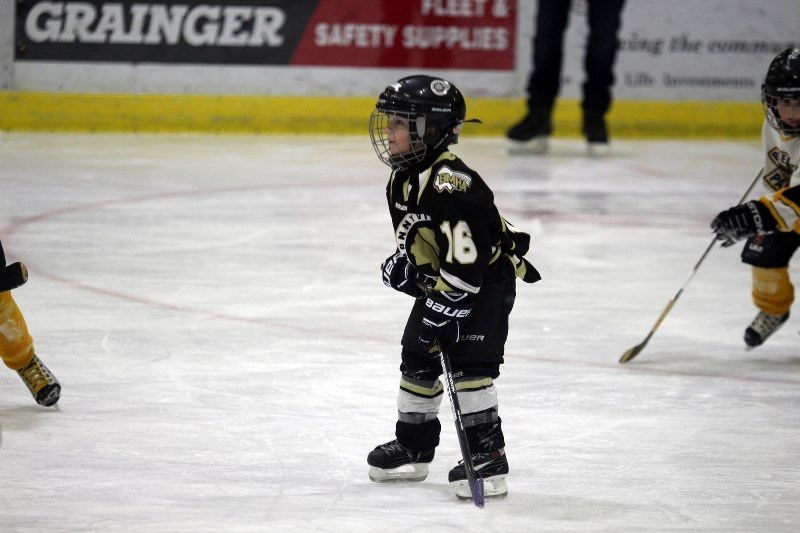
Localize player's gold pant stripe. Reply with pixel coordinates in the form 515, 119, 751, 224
454, 377, 493, 392
399, 376, 443, 398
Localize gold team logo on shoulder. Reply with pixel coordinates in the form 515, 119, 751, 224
433, 166, 472, 193
765, 147, 795, 190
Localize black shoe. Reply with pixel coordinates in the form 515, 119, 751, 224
448, 448, 509, 500
583, 112, 609, 144
367, 439, 435, 483
507, 110, 552, 142
744, 311, 789, 348
17, 355, 60, 407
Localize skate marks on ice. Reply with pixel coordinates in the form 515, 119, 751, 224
0, 134, 798, 531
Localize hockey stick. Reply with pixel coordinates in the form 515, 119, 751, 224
439, 350, 485, 508
619, 168, 764, 363
0, 262, 28, 293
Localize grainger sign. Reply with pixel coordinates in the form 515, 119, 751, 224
15, 0, 516, 69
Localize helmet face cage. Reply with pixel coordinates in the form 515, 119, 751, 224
369, 108, 428, 170
369, 75, 467, 170
762, 90, 800, 136
762, 47, 800, 136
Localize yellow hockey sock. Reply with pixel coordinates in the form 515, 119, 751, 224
0, 292, 35, 370
752, 266, 794, 315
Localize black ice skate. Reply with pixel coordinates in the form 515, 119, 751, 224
367, 439, 434, 483
583, 112, 610, 156
448, 448, 509, 501
17, 354, 60, 407
506, 110, 552, 155
744, 311, 789, 348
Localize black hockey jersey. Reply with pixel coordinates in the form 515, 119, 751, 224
386, 151, 540, 294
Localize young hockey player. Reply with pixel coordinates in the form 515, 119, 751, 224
0, 241, 60, 406
711, 47, 800, 348
367, 75, 540, 501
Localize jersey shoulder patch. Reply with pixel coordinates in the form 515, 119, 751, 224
432, 165, 472, 194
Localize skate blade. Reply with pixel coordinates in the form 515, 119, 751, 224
506, 137, 549, 156
368, 464, 428, 483
452, 476, 507, 501
587, 142, 611, 157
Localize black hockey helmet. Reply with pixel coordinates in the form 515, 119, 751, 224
762, 47, 800, 136
370, 75, 475, 170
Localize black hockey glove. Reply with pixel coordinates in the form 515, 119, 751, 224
711, 200, 776, 247
419, 291, 475, 353
0, 242, 28, 293
381, 251, 428, 298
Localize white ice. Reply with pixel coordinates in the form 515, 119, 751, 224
1, 133, 798, 532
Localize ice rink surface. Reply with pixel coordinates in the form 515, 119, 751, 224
0, 132, 798, 532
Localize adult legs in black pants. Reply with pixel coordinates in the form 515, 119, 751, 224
508, 0, 626, 150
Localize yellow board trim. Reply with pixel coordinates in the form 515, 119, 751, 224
0, 91, 762, 138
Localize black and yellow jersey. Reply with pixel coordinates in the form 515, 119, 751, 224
386, 151, 540, 294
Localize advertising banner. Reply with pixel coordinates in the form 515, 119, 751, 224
15, 0, 516, 70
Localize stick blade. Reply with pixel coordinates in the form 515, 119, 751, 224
472, 478, 485, 508
619, 342, 645, 363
